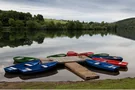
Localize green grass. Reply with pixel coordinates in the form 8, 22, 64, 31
0, 77, 135, 89
44, 18, 67, 24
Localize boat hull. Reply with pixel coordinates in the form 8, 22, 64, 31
67, 51, 94, 56
19, 61, 58, 74
4, 60, 41, 73
78, 52, 94, 56
90, 56, 123, 61
13, 56, 38, 63
90, 53, 109, 57
47, 54, 66, 58
92, 57, 128, 67
86, 59, 119, 72
67, 51, 78, 56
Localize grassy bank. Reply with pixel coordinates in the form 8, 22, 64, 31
0, 77, 134, 89
44, 18, 67, 24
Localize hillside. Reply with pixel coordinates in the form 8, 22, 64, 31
115, 18, 135, 40
116, 18, 135, 29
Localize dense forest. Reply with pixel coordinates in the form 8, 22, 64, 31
0, 10, 116, 31
0, 10, 44, 30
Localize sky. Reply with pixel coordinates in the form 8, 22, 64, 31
0, 0, 135, 22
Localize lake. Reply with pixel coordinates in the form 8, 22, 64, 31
0, 29, 135, 82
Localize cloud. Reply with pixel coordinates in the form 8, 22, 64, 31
0, 0, 135, 22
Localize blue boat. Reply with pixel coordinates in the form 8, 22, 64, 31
19, 61, 58, 74
4, 60, 41, 73
90, 55, 123, 61
85, 59, 119, 71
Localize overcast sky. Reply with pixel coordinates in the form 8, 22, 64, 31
0, 0, 135, 22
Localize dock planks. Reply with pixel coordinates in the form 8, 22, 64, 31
65, 62, 99, 80
40, 56, 88, 63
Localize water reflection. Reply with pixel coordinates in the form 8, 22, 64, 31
0, 27, 135, 48
116, 25, 135, 41
4, 69, 58, 80
119, 67, 128, 72
0, 28, 116, 48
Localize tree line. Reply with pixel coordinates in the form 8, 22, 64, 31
0, 10, 116, 31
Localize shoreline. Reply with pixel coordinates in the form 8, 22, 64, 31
0, 77, 134, 89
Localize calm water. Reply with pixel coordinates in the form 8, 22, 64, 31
0, 31, 135, 81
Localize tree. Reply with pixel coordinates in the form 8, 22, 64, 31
25, 12, 32, 20
46, 21, 56, 30
67, 21, 75, 30
0, 21, 2, 29
26, 20, 41, 30
1, 14, 9, 26
101, 21, 105, 26
0, 21, 2, 27
15, 20, 24, 28
75, 20, 82, 30
8, 18, 15, 27
36, 14, 44, 21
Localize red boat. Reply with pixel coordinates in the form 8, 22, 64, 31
92, 57, 128, 67
67, 51, 94, 56
78, 52, 94, 56
67, 51, 78, 56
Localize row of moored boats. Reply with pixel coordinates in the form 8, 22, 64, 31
4, 51, 128, 74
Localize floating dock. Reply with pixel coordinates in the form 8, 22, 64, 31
65, 62, 99, 80
40, 56, 88, 63
39, 56, 99, 80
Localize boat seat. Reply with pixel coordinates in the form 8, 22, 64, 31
94, 62, 100, 65
119, 62, 122, 64
25, 63, 33, 66
41, 65, 48, 68
10, 67, 17, 70
103, 60, 107, 62
108, 65, 115, 68
113, 56, 117, 59
25, 68, 32, 71
28, 59, 35, 60
16, 57, 24, 60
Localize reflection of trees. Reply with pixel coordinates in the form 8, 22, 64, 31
116, 28, 135, 40
0, 28, 116, 48
0, 31, 2, 39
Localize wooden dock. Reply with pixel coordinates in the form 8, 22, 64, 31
39, 56, 99, 80
65, 62, 99, 80
40, 56, 88, 63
